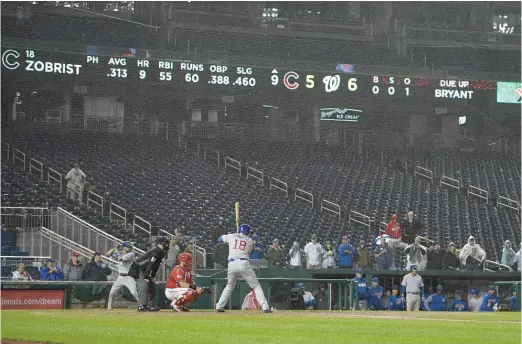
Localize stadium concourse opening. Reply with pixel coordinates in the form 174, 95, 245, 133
0, 2, 521, 343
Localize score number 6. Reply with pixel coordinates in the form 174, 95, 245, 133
347, 78, 358, 92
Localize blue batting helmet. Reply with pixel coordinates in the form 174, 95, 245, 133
471, 288, 479, 295
297, 283, 304, 290
410, 264, 417, 271
239, 224, 251, 235
218, 236, 223, 243
252, 234, 259, 241
372, 277, 379, 283
122, 241, 132, 248
355, 268, 363, 274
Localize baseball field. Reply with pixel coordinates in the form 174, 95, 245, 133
1, 310, 521, 344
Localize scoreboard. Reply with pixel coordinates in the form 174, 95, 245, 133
1, 47, 505, 104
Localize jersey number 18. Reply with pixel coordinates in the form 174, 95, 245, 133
233, 240, 247, 251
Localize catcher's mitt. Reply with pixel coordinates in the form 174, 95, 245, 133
200, 286, 212, 294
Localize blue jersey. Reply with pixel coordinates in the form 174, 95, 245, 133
353, 277, 368, 300
424, 293, 447, 311
480, 293, 500, 312
509, 296, 518, 311
249, 242, 265, 260
387, 295, 404, 311
367, 285, 384, 310
449, 299, 469, 312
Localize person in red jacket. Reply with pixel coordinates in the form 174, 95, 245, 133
385, 214, 406, 249
165, 253, 206, 312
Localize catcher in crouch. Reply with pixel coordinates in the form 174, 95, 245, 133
165, 253, 210, 312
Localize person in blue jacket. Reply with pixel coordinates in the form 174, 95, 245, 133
367, 277, 384, 310
509, 289, 518, 312
40, 259, 63, 281
424, 285, 447, 311
387, 285, 404, 311
449, 292, 469, 312
338, 236, 357, 268
249, 234, 265, 260
353, 268, 368, 300
480, 285, 500, 312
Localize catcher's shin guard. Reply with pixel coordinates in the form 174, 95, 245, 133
175, 288, 200, 306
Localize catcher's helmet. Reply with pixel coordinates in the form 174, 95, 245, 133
178, 252, 193, 264
239, 224, 251, 235
410, 264, 418, 271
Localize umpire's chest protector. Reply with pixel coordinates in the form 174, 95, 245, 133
128, 262, 139, 279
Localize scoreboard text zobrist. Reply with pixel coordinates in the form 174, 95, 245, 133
2, 48, 499, 102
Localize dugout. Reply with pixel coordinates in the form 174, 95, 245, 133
192, 268, 521, 310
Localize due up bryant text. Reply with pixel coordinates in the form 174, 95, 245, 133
435, 79, 474, 100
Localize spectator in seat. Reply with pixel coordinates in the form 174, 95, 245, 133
401, 211, 421, 245
459, 236, 486, 272
322, 241, 337, 269
249, 234, 265, 260
165, 237, 182, 272
82, 252, 111, 281
515, 243, 522, 272
65, 163, 86, 204
12, 263, 32, 281
405, 237, 428, 271
385, 214, 405, 249
426, 242, 444, 270
63, 251, 83, 281
304, 234, 322, 269
337, 236, 356, 269
355, 240, 370, 268
212, 217, 226, 243
184, 244, 204, 269
213, 236, 229, 269
374, 236, 395, 270
40, 259, 63, 281
443, 242, 459, 271
501, 240, 516, 269
288, 241, 304, 270
266, 239, 284, 268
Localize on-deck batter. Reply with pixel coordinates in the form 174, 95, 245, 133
107, 242, 138, 310
215, 224, 271, 313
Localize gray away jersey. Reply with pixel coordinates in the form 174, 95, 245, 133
222, 233, 253, 260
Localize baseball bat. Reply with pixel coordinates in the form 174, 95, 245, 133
235, 202, 240, 234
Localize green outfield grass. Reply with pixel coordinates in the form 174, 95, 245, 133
1, 310, 521, 344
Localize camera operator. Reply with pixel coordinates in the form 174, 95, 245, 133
287, 283, 316, 310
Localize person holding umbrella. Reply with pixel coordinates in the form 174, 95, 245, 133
374, 235, 395, 270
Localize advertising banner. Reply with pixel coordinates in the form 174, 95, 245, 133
1, 290, 65, 310
497, 81, 522, 103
